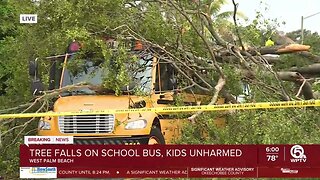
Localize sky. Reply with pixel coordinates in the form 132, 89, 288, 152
221, 0, 320, 33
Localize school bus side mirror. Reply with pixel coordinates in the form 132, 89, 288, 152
29, 60, 38, 76
31, 79, 44, 95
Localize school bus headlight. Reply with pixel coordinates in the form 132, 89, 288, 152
38, 120, 51, 130
125, 119, 147, 130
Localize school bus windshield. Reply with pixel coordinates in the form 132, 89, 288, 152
60, 55, 153, 95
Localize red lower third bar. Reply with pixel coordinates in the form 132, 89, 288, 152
57, 167, 258, 178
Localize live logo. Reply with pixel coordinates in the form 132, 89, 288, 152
20, 14, 37, 23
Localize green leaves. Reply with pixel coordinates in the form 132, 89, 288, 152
66, 27, 90, 41
179, 108, 320, 145
0, 1, 17, 39
222, 65, 242, 95
102, 47, 133, 95
0, 1, 320, 179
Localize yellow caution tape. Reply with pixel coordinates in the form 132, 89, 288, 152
0, 100, 319, 119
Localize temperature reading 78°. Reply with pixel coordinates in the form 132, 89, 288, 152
266, 146, 280, 162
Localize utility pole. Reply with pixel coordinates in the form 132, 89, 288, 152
300, 16, 304, 44
300, 11, 320, 44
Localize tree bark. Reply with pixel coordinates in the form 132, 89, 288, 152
219, 44, 310, 56
219, 55, 280, 64
272, 32, 320, 62
298, 81, 314, 100
248, 44, 310, 56
297, 51, 320, 62
277, 71, 302, 81
277, 71, 314, 100
289, 63, 320, 75
273, 32, 295, 45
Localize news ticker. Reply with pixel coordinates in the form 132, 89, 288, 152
0, 99, 319, 120
20, 144, 320, 178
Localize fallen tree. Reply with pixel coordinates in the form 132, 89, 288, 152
1, 1, 320, 178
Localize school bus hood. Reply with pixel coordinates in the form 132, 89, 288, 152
53, 95, 143, 112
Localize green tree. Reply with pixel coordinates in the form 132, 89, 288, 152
0, 0, 320, 178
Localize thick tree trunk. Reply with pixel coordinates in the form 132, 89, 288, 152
220, 55, 281, 64
289, 63, 320, 75
277, 71, 302, 81
272, 32, 320, 62
242, 71, 314, 100
299, 81, 315, 100
273, 32, 295, 45
248, 44, 310, 56
219, 44, 310, 57
277, 71, 314, 100
298, 51, 320, 62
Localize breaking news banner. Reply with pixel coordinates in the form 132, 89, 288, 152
19, 140, 320, 178
24, 136, 73, 145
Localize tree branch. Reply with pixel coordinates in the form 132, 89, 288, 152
188, 77, 226, 122
232, 0, 245, 51
167, 0, 225, 78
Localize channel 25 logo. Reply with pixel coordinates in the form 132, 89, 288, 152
290, 145, 307, 162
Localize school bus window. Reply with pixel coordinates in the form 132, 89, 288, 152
155, 62, 176, 93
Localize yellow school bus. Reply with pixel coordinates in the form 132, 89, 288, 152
30, 41, 225, 145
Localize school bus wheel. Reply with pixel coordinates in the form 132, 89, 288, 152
148, 126, 165, 144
